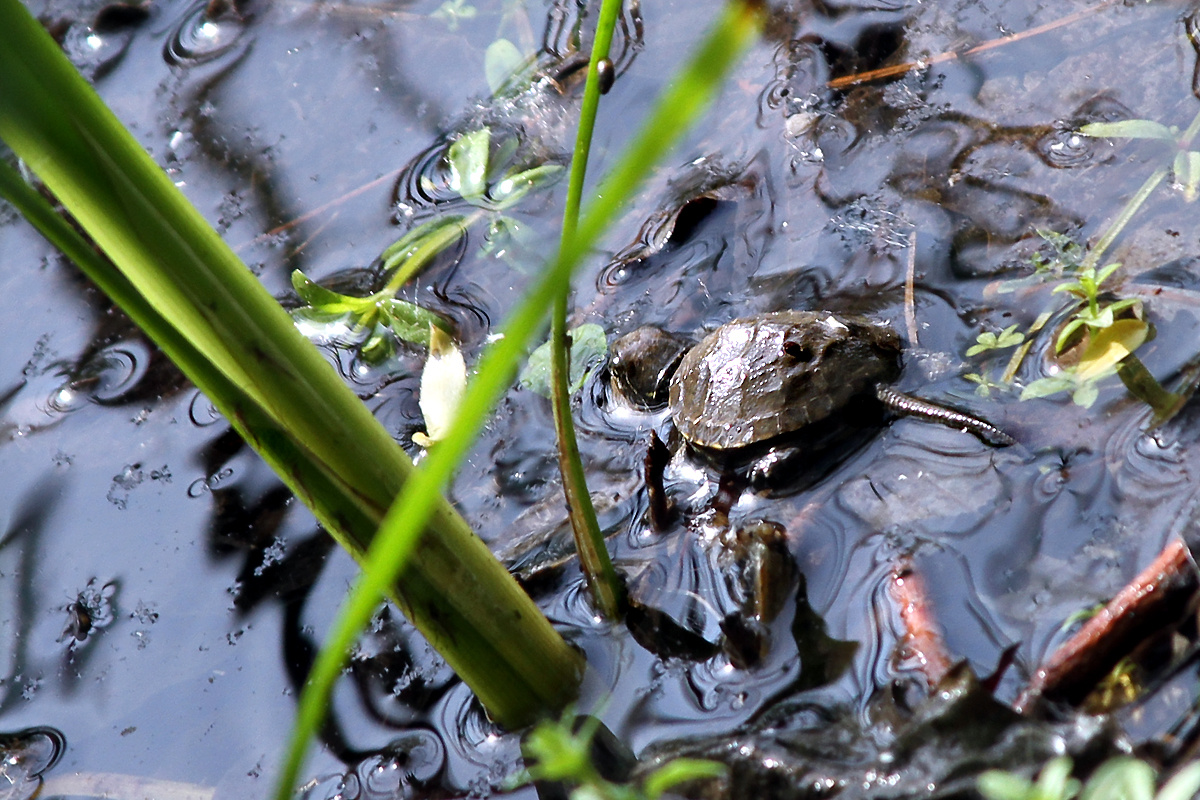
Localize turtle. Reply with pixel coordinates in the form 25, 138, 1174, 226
610, 310, 1012, 484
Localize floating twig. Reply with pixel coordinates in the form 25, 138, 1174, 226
828, 3, 1113, 90
1014, 538, 1200, 713
890, 560, 954, 689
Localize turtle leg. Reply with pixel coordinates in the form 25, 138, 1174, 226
875, 385, 1015, 447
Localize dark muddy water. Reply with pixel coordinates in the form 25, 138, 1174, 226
5, 0, 1200, 797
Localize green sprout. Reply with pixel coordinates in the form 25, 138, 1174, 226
966, 324, 1025, 357
1050, 261, 1142, 353
516, 712, 727, 800
964, 371, 1006, 398
979, 757, 1200, 800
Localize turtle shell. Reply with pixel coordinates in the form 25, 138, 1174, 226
668, 311, 902, 450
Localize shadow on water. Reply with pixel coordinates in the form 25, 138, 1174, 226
9, 0, 1200, 797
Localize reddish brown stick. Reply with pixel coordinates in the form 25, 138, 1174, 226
890, 562, 955, 689
1014, 539, 1199, 713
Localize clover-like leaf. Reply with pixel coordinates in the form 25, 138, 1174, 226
966, 324, 1025, 356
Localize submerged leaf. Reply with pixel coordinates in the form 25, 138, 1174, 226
485, 38, 524, 95
1020, 375, 1075, 402
1080, 120, 1176, 141
379, 215, 468, 274
414, 325, 466, 448
490, 163, 565, 209
447, 128, 491, 202
520, 323, 608, 397
380, 299, 441, 346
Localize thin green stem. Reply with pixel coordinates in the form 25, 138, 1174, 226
1179, 106, 1200, 146
1082, 165, 1168, 272
550, 0, 627, 621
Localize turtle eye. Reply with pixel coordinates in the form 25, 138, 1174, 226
783, 340, 815, 363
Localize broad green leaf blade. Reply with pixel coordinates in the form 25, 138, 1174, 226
1075, 318, 1149, 381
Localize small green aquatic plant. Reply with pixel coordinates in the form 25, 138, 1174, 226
967, 107, 1200, 410
290, 126, 563, 362
979, 756, 1200, 800
966, 324, 1025, 357
517, 712, 727, 800
1049, 262, 1142, 353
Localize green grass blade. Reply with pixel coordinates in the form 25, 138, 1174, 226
274, 1, 766, 796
